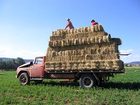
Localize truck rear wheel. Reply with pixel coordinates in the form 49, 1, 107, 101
79, 74, 96, 88
19, 73, 30, 85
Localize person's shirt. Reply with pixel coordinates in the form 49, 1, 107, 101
65, 21, 74, 29
91, 21, 98, 26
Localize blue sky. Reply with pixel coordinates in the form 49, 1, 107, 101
0, 0, 140, 63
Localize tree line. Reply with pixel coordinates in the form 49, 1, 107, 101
0, 58, 25, 70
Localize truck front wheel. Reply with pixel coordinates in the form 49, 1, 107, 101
19, 73, 30, 85
79, 74, 96, 88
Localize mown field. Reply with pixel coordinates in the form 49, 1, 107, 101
0, 67, 140, 105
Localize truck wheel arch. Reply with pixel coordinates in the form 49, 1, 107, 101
17, 71, 29, 78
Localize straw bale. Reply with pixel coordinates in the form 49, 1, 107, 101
87, 37, 91, 44
65, 29, 69, 34
52, 31, 55, 36
73, 39, 77, 45
54, 31, 57, 36
107, 34, 111, 42
69, 29, 74, 34
90, 26, 95, 32
77, 28, 81, 33
94, 36, 97, 43
94, 25, 98, 31
66, 29, 70, 34
83, 27, 87, 32
45, 59, 124, 71
103, 36, 108, 42
97, 25, 104, 31
87, 27, 91, 32
73, 29, 77, 34
66, 63, 70, 70
46, 25, 123, 71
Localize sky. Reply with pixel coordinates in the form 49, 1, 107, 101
0, 0, 140, 63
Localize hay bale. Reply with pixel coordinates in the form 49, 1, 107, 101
90, 26, 95, 32
87, 27, 91, 32
94, 25, 98, 31
46, 25, 123, 71
84, 27, 88, 32
77, 28, 81, 33
70, 29, 74, 34
97, 25, 104, 31
73, 29, 77, 34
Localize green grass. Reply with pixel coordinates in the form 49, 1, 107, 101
0, 67, 140, 105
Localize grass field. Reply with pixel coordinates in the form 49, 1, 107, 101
0, 67, 140, 105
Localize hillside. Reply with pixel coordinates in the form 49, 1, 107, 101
125, 61, 140, 66
128, 61, 140, 65
0, 57, 33, 63
0, 57, 33, 70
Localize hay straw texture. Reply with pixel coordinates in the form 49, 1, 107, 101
46, 25, 124, 71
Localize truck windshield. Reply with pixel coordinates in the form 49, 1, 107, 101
34, 57, 43, 64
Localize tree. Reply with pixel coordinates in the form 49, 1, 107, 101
0, 61, 6, 70
0, 57, 25, 70
15, 57, 25, 67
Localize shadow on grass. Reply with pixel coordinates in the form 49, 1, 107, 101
32, 80, 79, 87
100, 82, 140, 90
31, 80, 140, 90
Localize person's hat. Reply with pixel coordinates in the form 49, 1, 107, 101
91, 19, 95, 22
67, 18, 70, 21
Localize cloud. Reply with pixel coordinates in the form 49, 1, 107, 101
120, 49, 133, 54
120, 49, 140, 63
0, 47, 44, 59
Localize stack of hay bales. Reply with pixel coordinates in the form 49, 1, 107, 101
46, 24, 124, 71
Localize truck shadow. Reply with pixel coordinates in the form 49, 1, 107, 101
99, 82, 140, 90
42, 81, 79, 87
40, 81, 140, 90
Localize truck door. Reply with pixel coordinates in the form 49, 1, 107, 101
29, 57, 45, 78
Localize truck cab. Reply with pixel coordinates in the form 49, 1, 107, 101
16, 56, 46, 85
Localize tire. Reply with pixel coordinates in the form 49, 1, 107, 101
18, 73, 30, 85
79, 74, 96, 88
